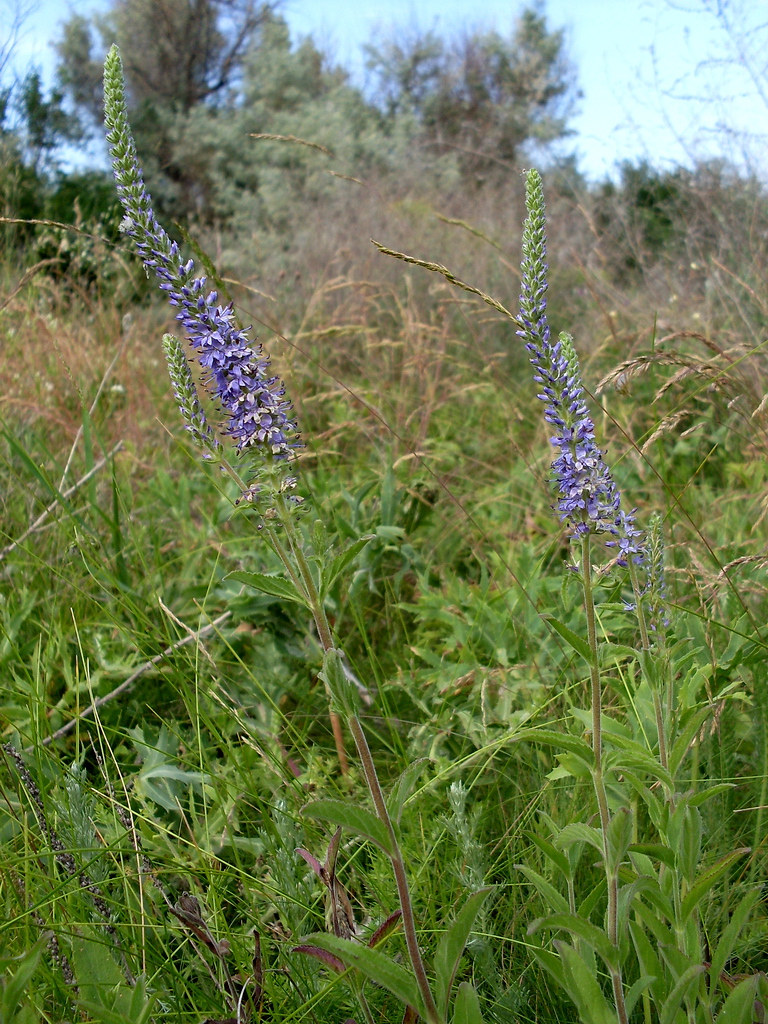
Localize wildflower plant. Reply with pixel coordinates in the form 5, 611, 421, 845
102, 44, 491, 1024
96, 42, 765, 1024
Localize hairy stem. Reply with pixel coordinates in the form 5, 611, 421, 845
348, 715, 440, 1024
268, 505, 349, 775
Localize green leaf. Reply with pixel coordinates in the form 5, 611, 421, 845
556, 822, 604, 857
518, 729, 595, 768
715, 976, 759, 1024
688, 783, 734, 807
606, 807, 633, 872
600, 643, 640, 665
709, 889, 760, 992
1, 936, 46, 1016
301, 799, 394, 856
629, 920, 667, 1007
542, 615, 595, 665
679, 848, 750, 925
225, 570, 308, 605
386, 759, 431, 824
452, 982, 485, 1024
669, 706, 713, 776
321, 535, 374, 596
556, 941, 619, 1024
301, 933, 422, 1014
659, 964, 705, 1024
624, 975, 657, 1020
515, 865, 570, 915
435, 888, 493, 1018
524, 831, 572, 879
628, 844, 676, 870
530, 914, 618, 969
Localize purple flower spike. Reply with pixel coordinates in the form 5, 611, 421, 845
519, 170, 642, 564
104, 46, 301, 465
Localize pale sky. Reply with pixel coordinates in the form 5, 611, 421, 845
4, 0, 767, 180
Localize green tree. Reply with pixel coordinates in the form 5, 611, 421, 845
365, 5, 578, 179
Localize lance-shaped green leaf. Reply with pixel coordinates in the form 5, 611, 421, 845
688, 783, 734, 807
300, 933, 422, 1015
452, 982, 486, 1024
605, 807, 633, 873
659, 964, 705, 1024
434, 888, 493, 1018
715, 975, 759, 1024
515, 865, 570, 915
629, 919, 666, 1007
624, 976, 658, 1021
517, 729, 595, 769
302, 800, 394, 856
321, 536, 374, 596
679, 848, 750, 926
628, 844, 676, 871
669, 706, 714, 776
524, 830, 572, 879
386, 759, 431, 825
556, 822, 604, 857
225, 570, 308, 606
529, 914, 618, 969
556, 940, 619, 1024
542, 615, 595, 665
708, 889, 760, 993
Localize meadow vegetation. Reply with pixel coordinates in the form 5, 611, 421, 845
1, 4, 768, 1022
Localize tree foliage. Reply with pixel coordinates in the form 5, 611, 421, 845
365, 6, 578, 178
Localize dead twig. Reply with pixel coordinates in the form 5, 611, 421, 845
0, 442, 124, 563
39, 610, 231, 747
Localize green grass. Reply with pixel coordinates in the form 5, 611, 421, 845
1, 193, 768, 1024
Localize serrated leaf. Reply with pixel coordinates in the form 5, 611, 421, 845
435, 889, 493, 1017
302, 800, 394, 856
542, 615, 595, 665
386, 759, 431, 824
452, 982, 485, 1024
321, 536, 374, 596
225, 570, 307, 605
679, 849, 750, 925
300, 933, 422, 1013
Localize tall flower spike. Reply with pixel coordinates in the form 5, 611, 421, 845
518, 170, 641, 563
162, 334, 222, 456
103, 45, 301, 467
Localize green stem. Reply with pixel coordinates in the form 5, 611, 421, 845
629, 558, 667, 770
266, 499, 438, 1020
581, 534, 628, 1024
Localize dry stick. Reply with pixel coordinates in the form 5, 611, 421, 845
0, 443, 124, 563
37, 610, 231, 748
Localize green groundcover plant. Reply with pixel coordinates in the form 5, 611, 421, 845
2, 44, 766, 1024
